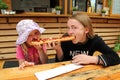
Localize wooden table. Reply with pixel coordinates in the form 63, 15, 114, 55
0, 61, 120, 80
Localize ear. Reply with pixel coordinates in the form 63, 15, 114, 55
85, 27, 89, 34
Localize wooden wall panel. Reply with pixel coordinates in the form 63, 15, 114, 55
108, 19, 120, 23
0, 16, 120, 60
0, 18, 7, 23
39, 23, 67, 28
91, 18, 108, 23
58, 18, 68, 22
8, 18, 57, 23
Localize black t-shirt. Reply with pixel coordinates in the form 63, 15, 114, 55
56, 35, 120, 67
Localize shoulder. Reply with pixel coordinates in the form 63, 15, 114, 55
91, 35, 106, 46
88, 35, 104, 44
16, 45, 24, 53
92, 35, 103, 41
16, 45, 22, 50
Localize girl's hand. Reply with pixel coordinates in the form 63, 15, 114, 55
33, 44, 44, 51
19, 61, 34, 70
47, 41, 61, 50
72, 54, 98, 65
47, 41, 63, 61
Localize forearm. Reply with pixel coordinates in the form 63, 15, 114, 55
55, 47, 63, 61
72, 54, 104, 65
38, 50, 48, 64
18, 59, 25, 66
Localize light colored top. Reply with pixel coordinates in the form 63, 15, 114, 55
16, 45, 46, 64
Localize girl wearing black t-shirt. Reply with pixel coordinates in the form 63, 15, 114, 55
49, 12, 120, 67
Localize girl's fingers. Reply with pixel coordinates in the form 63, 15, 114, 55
24, 61, 34, 66
18, 61, 34, 70
18, 63, 25, 70
28, 62, 34, 66
24, 61, 28, 65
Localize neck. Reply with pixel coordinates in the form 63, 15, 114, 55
79, 37, 88, 44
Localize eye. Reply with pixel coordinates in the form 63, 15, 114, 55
71, 26, 77, 29
28, 34, 32, 37
35, 31, 40, 35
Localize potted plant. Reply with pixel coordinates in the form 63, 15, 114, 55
72, 7, 78, 14
101, 9, 106, 16
72, 7, 78, 11
55, 6, 62, 15
0, 1, 8, 14
114, 35, 120, 52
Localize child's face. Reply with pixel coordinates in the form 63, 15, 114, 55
26, 30, 41, 45
67, 19, 89, 44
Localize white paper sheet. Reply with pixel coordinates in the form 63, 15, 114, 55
35, 63, 83, 80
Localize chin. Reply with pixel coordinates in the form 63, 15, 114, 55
72, 40, 78, 44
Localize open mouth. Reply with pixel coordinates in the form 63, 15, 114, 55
72, 35, 76, 40
32, 38, 38, 41
71, 36, 77, 43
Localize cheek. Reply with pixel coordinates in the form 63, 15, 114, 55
27, 37, 33, 43
37, 34, 41, 38
76, 30, 86, 39
75, 30, 83, 36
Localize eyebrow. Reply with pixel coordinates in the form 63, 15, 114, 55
71, 25, 76, 28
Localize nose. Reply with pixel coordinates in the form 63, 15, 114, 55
68, 29, 73, 35
33, 35, 38, 39
33, 35, 40, 41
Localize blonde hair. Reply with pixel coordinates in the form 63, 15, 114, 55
69, 12, 95, 39
21, 43, 28, 56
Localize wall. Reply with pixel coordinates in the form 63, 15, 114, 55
0, 15, 120, 60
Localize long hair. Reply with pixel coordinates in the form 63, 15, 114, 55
69, 12, 95, 39
21, 43, 28, 57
